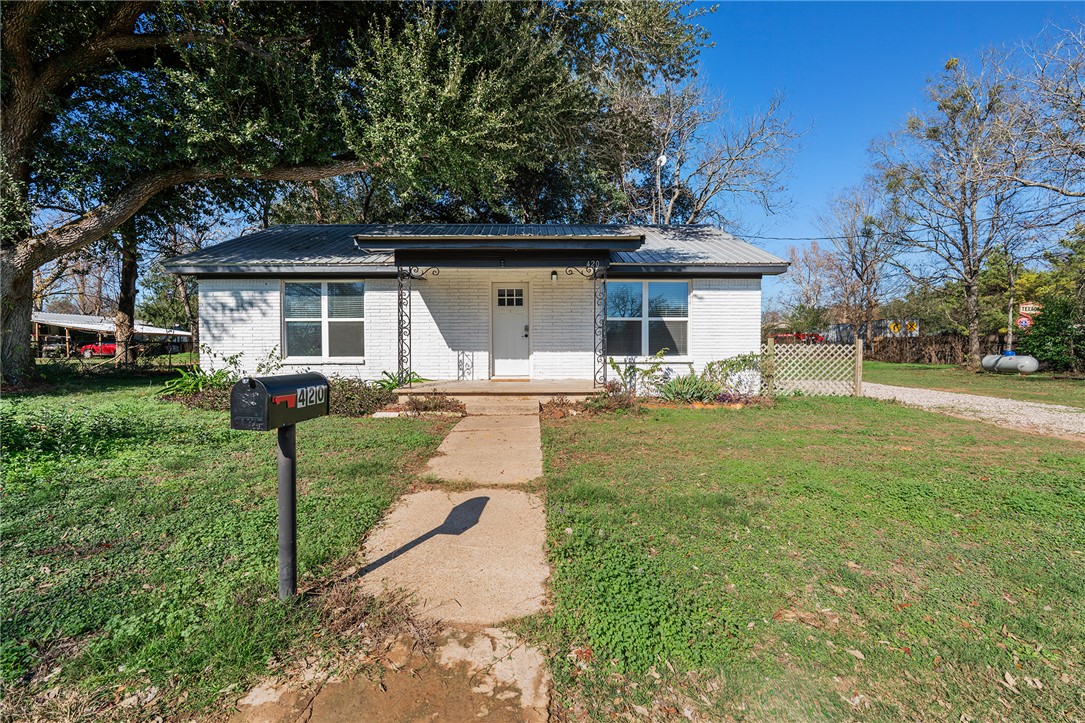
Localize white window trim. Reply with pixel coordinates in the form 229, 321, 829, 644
282, 280, 366, 364
605, 279, 691, 359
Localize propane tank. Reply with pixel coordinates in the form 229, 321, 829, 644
981, 350, 1039, 374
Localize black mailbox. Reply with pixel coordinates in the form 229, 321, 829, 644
230, 373, 330, 431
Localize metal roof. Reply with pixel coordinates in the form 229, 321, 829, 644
163, 224, 788, 275
33, 312, 192, 337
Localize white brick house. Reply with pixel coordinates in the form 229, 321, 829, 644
164, 224, 787, 385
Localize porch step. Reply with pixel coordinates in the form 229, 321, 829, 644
395, 379, 598, 398
461, 397, 542, 416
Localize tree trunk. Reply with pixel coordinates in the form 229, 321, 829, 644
1006, 260, 1015, 351
964, 280, 981, 368
114, 220, 138, 366
175, 274, 199, 350
0, 250, 35, 384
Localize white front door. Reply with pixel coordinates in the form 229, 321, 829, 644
492, 284, 530, 378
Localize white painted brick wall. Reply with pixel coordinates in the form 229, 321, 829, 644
690, 277, 763, 371
197, 273, 761, 380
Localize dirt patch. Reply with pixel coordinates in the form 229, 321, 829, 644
229, 629, 549, 723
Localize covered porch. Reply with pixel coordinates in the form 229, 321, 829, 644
352, 228, 643, 388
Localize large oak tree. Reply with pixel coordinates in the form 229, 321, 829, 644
1, 0, 708, 382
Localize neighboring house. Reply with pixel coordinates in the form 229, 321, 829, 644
163, 224, 788, 385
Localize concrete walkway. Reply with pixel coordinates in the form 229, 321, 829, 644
864, 382, 1085, 440
424, 411, 543, 484
231, 396, 552, 723
357, 489, 547, 624
371, 396, 548, 621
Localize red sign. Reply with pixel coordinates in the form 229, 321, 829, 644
1019, 301, 1043, 317
1016, 316, 1033, 330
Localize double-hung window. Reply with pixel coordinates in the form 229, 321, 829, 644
605, 281, 689, 357
283, 281, 365, 360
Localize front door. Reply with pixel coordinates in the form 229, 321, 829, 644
492, 284, 530, 378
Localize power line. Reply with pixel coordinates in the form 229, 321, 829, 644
739, 198, 1084, 244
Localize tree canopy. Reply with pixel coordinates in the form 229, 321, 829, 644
1, 0, 712, 381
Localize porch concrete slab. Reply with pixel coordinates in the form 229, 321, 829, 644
399, 378, 596, 396
358, 489, 548, 626
425, 414, 543, 484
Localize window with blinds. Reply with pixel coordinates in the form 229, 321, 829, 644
283, 281, 365, 359
605, 281, 689, 357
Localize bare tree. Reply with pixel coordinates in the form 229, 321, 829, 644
873, 56, 1041, 366
782, 241, 838, 332
619, 82, 800, 226
817, 183, 899, 344
785, 241, 835, 310
1005, 24, 1085, 201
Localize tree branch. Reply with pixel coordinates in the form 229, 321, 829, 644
16, 159, 373, 275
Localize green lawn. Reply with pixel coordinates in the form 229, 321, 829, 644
0, 377, 451, 717
864, 360, 1085, 409
538, 399, 1085, 721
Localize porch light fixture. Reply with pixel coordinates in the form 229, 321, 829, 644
551, 270, 558, 284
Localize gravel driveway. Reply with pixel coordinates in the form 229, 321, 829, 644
863, 382, 1085, 439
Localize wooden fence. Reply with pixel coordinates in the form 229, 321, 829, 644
762, 339, 862, 397
867, 334, 1002, 365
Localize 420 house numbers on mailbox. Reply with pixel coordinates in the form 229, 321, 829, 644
272, 383, 327, 410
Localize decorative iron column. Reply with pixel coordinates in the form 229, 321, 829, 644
566, 260, 608, 387
396, 266, 439, 387
595, 264, 608, 387
397, 267, 412, 386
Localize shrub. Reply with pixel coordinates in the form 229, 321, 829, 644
170, 387, 231, 411
374, 370, 427, 391
1016, 296, 1085, 372
328, 377, 397, 416
404, 393, 466, 415
608, 350, 669, 401
657, 374, 722, 403
701, 353, 761, 397
583, 380, 639, 413
157, 365, 236, 397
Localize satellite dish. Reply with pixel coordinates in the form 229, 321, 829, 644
656, 154, 667, 167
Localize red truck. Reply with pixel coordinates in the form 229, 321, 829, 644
78, 342, 117, 358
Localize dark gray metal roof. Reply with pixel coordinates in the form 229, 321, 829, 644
163, 224, 787, 276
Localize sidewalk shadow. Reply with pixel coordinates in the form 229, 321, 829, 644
356, 496, 490, 578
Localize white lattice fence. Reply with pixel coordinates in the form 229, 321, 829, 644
761, 342, 859, 396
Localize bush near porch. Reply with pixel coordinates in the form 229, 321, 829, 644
0, 378, 452, 719
536, 397, 1084, 721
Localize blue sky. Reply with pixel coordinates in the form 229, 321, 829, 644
691, 1, 1082, 301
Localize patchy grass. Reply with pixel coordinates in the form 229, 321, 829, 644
538, 398, 1085, 721
0, 377, 452, 718
864, 361, 1085, 409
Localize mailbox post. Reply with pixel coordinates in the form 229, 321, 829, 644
230, 373, 330, 599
